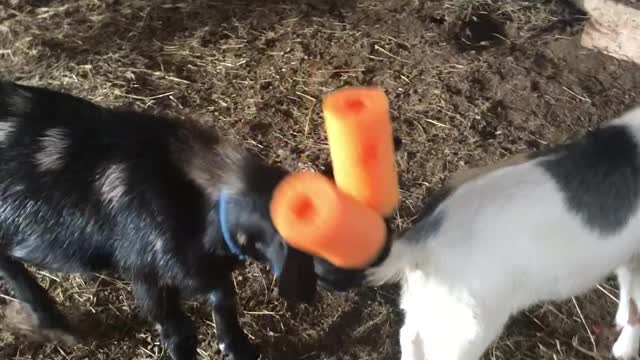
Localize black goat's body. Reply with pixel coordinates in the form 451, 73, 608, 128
0, 81, 316, 360
0, 83, 229, 291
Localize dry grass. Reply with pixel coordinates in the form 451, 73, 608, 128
2, 0, 640, 359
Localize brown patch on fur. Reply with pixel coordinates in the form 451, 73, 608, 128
2, 301, 78, 347
171, 120, 246, 197
447, 153, 530, 189
628, 298, 640, 326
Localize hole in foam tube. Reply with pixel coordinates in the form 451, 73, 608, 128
293, 196, 315, 221
345, 98, 366, 113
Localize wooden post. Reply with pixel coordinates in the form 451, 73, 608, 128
577, 0, 640, 65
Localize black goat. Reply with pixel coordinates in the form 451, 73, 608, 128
0, 81, 317, 360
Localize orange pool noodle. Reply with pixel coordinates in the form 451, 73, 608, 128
270, 172, 387, 269
322, 87, 400, 217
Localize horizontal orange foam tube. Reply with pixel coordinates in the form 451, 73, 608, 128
270, 172, 387, 269
322, 87, 400, 217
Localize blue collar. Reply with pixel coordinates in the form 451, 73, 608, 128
219, 191, 247, 261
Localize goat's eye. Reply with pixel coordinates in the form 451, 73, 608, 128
236, 231, 249, 247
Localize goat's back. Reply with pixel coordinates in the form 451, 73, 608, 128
370, 106, 640, 309
0, 82, 218, 275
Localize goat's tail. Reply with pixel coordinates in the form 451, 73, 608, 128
365, 239, 415, 286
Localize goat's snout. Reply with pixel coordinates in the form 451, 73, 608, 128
218, 188, 319, 303
313, 257, 366, 292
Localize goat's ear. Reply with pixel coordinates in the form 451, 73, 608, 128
393, 135, 403, 152
278, 246, 317, 303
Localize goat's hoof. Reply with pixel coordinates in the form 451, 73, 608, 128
611, 341, 640, 360
221, 340, 259, 360
611, 349, 637, 360
162, 334, 198, 360
39, 328, 79, 346
2, 301, 79, 346
167, 347, 197, 360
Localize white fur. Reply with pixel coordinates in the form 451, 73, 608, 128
613, 325, 640, 360
0, 119, 15, 144
368, 107, 640, 360
95, 163, 127, 208
35, 128, 69, 171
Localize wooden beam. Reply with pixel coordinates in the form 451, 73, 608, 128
576, 0, 640, 65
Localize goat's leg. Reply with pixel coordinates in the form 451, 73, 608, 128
612, 258, 640, 360
132, 280, 197, 360
208, 276, 258, 360
411, 309, 505, 360
400, 316, 425, 360
616, 262, 635, 329
0, 255, 76, 345
400, 279, 507, 360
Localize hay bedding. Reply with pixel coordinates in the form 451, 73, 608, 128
1, 0, 640, 359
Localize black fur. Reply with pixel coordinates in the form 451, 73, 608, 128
313, 218, 394, 292
405, 211, 445, 245
401, 187, 451, 245
0, 81, 317, 360
538, 125, 640, 235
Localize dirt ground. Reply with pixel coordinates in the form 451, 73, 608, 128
1, 0, 640, 359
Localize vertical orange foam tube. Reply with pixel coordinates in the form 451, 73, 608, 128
322, 87, 400, 217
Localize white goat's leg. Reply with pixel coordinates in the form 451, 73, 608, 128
400, 316, 425, 360
613, 258, 640, 360
616, 265, 633, 329
453, 310, 508, 360
613, 325, 640, 360
400, 273, 507, 360
405, 305, 506, 360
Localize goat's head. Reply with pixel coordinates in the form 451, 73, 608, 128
217, 157, 318, 303
310, 220, 393, 292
